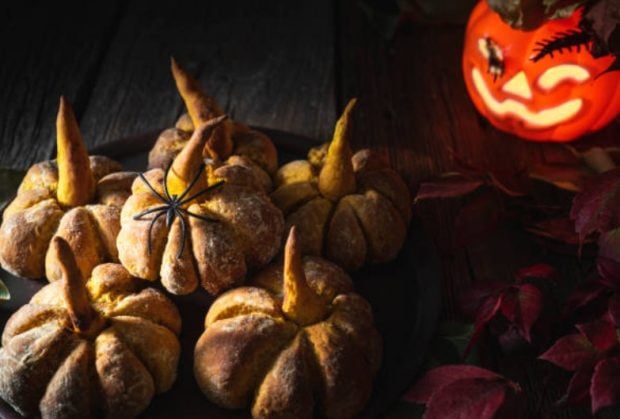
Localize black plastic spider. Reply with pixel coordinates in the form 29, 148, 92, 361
133, 163, 225, 259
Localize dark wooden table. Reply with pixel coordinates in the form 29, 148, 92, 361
2, 1, 619, 418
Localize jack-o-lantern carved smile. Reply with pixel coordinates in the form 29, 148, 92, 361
462, 1, 620, 142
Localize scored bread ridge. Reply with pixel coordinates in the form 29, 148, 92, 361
194, 256, 382, 419
117, 162, 284, 296
0, 155, 135, 280
271, 148, 411, 271
0, 264, 181, 418
148, 114, 278, 179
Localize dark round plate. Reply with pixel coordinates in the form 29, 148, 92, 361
0, 128, 441, 419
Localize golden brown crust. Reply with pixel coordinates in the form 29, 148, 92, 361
95, 329, 155, 418
160, 218, 199, 295
147, 127, 191, 170
0, 323, 77, 416
109, 316, 180, 393
347, 191, 407, 263
45, 207, 106, 282
326, 199, 367, 272
0, 263, 181, 418
231, 122, 278, 175
194, 250, 380, 419
97, 172, 139, 208
17, 161, 59, 195
0, 153, 130, 280
284, 197, 333, 256
194, 313, 297, 408
251, 333, 315, 419
272, 152, 411, 271
148, 110, 278, 180
40, 341, 96, 419
0, 199, 64, 278
305, 322, 373, 419
118, 163, 284, 296
189, 204, 247, 295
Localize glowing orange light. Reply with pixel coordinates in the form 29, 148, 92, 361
462, 1, 620, 142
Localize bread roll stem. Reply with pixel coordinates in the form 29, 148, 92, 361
318, 98, 357, 201
170, 57, 233, 160
56, 96, 95, 208
168, 115, 227, 197
51, 237, 97, 334
282, 227, 329, 326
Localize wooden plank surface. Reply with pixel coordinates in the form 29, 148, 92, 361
336, 1, 618, 418
78, 0, 336, 150
0, 0, 124, 169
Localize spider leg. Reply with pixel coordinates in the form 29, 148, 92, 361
176, 164, 206, 202
133, 205, 169, 220
179, 180, 226, 206
178, 207, 219, 223
138, 173, 168, 203
174, 209, 188, 258
146, 211, 167, 255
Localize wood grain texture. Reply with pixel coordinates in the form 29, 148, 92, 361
336, 1, 618, 418
79, 0, 337, 150
0, 0, 124, 170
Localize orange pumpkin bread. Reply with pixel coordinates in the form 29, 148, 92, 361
148, 58, 277, 186
0, 97, 136, 281
117, 116, 284, 296
194, 227, 382, 418
0, 237, 181, 418
271, 99, 412, 271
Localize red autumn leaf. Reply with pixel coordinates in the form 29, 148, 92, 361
499, 288, 518, 323
403, 365, 500, 404
565, 281, 608, 316
515, 263, 558, 283
415, 175, 484, 201
539, 334, 598, 371
610, 293, 620, 326
424, 378, 510, 419
528, 162, 589, 192
459, 281, 505, 318
514, 284, 544, 342
576, 317, 618, 352
563, 363, 596, 406
466, 295, 504, 356
590, 356, 620, 414
570, 167, 620, 242
597, 228, 620, 288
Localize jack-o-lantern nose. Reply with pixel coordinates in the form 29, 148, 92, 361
501, 71, 532, 100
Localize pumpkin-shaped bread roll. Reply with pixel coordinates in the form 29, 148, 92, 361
271, 98, 412, 271
0, 97, 136, 280
148, 58, 277, 187
194, 227, 382, 419
117, 116, 284, 296
0, 237, 181, 419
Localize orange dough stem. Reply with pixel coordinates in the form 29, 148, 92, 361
318, 98, 358, 201
56, 96, 95, 208
167, 115, 228, 197
50, 237, 96, 333
170, 57, 233, 160
282, 227, 329, 326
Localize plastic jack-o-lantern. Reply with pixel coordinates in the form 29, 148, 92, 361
462, 0, 620, 142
